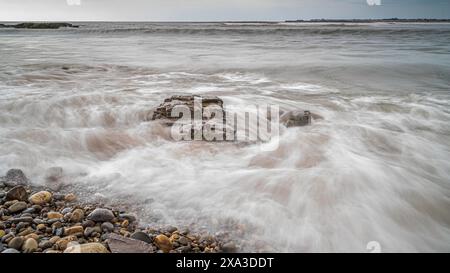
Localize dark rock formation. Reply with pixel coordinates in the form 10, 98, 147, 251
2, 169, 29, 187
149, 95, 318, 141
0, 22, 79, 29
149, 95, 229, 141
280, 110, 312, 127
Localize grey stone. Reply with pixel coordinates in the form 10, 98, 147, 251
87, 208, 115, 222
101, 222, 114, 233
119, 213, 137, 223
38, 240, 53, 250
4, 169, 28, 186
82, 220, 95, 228
280, 110, 313, 127
54, 228, 64, 237
8, 201, 28, 213
61, 207, 72, 214
176, 246, 192, 253
130, 231, 152, 244
149, 95, 232, 141
22, 208, 35, 214
2, 248, 20, 253
52, 193, 65, 201
165, 226, 178, 234
8, 217, 33, 223
222, 242, 237, 253
178, 236, 189, 246
107, 233, 154, 253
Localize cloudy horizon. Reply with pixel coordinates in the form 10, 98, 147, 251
0, 0, 449, 22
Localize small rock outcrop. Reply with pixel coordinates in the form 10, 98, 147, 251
0, 22, 79, 29
149, 95, 317, 142
280, 110, 312, 127
149, 95, 230, 141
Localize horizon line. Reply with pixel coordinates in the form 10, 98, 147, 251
1, 18, 450, 23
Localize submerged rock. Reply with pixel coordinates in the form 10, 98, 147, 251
44, 167, 64, 191
3, 169, 28, 187
149, 95, 317, 142
280, 110, 312, 127
149, 95, 231, 141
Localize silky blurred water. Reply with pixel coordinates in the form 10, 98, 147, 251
1, 22, 450, 252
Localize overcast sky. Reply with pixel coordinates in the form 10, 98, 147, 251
0, 0, 449, 21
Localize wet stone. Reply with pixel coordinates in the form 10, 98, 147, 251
8, 201, 28, 213
101, 222, 114, 232
5, 169, 28, 186
87, 208, 114, 222
8, 237, 24, 250
5, 186, 28, 201
2, 248, 20, 253
130, 231, 152, 244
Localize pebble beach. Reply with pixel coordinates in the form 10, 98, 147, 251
0, 169, 236, 253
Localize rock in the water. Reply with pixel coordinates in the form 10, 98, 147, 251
8, 201, 28, 213
22, 238, 38, 253
0, 22, 79, 29
130, 231, 152, 244
5, 186, 28, 201
149, 95, 231, 141
107, 233, 154, 253
8, 237, 24, 250
280, 110, 313, 127
154, 234, 173, 253
87, 208, 115, 222
4, 169, 28, 186
119, 213, 137, 223
64, 242, 109, 253
29, 191, 52, 205
44, 167, 64, 191
222, 242, 237, 253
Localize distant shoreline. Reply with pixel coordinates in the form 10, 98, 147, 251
1, 19, 450, 24
285, 19, 450, 23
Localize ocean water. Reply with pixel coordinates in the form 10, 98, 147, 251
1, 22, 450, 252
